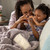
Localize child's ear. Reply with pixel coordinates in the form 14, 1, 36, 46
44, 14, 47, 18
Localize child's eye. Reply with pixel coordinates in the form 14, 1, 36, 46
29, 9, 32, 12
34, 14, 36, 16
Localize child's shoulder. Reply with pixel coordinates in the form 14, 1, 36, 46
41, 20, 47, 23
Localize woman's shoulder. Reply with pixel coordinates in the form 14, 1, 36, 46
10, 11, 16, 18
11, 11, 15, 15
10, 11, 16, 21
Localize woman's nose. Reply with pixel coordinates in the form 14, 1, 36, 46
27, 13, 30, 16
27, 13, 31, 16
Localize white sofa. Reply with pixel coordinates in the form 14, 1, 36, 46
39, 19, 50, 50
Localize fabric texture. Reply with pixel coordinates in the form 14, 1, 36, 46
0, 26, 39, 50
42, 35, 50, 50
40, 19, 50, 50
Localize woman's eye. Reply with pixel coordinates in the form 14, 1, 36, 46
24, 12, 27, 14
29, 9, 32, 12
34, 14, 36, 16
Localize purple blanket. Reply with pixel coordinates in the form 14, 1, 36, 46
0, 26, 39, 50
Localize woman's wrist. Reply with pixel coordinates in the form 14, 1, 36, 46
15, 19, 21, 24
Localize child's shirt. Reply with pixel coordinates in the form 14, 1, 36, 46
25, 20, 47, 41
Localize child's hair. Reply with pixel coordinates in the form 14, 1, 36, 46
15, 0, 34, 19
36, 3, 50, 20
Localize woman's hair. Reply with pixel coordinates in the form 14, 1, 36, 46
36, 3, 50, 20
15, 0, 34, 19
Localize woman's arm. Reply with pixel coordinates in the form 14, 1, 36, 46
10, 15, 28, 29
10, 20, 21, 29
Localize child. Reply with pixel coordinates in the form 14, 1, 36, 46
28, 3, 50, 41
29, 3, 50, 27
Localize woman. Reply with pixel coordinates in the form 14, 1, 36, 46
9, 0, 39, 40
9, 0, 34, 29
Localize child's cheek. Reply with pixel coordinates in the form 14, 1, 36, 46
38, 17, 43, 22
34, 16, 38, 20
38, 17, 41, 20
34, 16, 37, 19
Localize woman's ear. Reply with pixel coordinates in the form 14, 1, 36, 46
20, 11, 23, 16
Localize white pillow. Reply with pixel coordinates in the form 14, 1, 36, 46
13, 34, 31, 49
40, 19, 50, 50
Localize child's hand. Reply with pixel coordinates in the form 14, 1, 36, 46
29, 15, 34, 19
33, 17, 38, 21
28, 16, 38, 22
28, 16, 35, 26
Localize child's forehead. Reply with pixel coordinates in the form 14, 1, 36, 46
35, 9, 42, 12
34, 9, 43, 14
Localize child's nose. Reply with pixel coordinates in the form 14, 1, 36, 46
27, 13, 30, 16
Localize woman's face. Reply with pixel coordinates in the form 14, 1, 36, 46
20, 3, 33, 16
34, 9, 47, 22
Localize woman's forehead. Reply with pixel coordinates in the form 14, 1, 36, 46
20, 3, 32, 11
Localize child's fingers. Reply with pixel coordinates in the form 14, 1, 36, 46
29, 16, 34, 19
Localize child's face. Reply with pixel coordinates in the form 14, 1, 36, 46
34, 9, 47, 22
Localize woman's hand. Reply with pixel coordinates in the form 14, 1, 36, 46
15, 14, 28, 24
19, 15, 28, 22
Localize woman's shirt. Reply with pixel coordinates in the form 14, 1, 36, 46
9, 11, 20, 29
9, 11, 16, 28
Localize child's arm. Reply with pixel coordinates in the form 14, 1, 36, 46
29, 16, 47, 26
28, 18, 39, 40
33, 17, 47, 26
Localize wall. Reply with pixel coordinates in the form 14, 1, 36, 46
0, 0, 17, 19
41, 0, 50, 4
0, 0, 1, 5
0, 0, 41, 19
32, 0, 41, 8
41, 0, 50, 8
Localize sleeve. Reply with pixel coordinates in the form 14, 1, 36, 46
8, 11, 21, 29
35, 26, 43, 35
8, 11, 16, 28
41, 20, 46, 23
